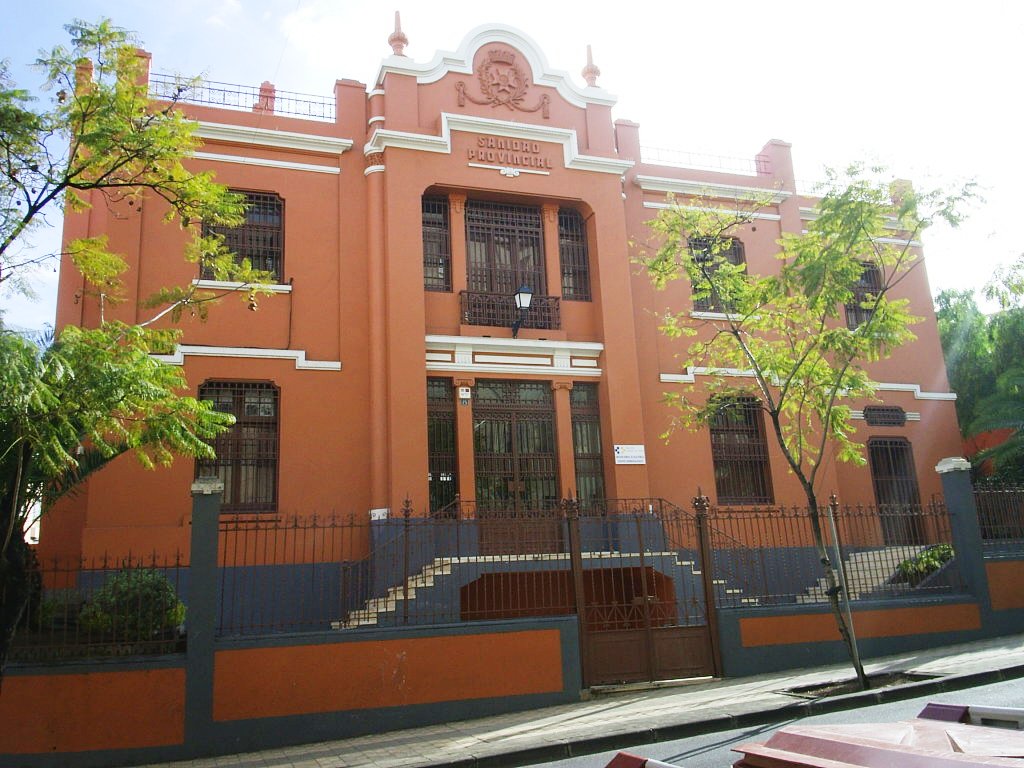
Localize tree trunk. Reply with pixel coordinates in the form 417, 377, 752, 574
805, 490, 869, 690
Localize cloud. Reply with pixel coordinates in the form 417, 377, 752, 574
205, 0, 242, 29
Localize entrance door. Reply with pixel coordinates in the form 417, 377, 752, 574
472, 380, 561, 553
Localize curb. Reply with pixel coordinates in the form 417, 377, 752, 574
439, 662, 1024, 768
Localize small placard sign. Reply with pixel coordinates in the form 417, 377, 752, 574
614, 444, 646, 465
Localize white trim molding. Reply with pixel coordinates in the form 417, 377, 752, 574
364, 112, 633, 176
636, 175, 790, 204
194, 122, 353, 155
191, 279, 292, 294
659, 368, 956, 401
643, 201, 782, 221
374, 23, 617, 109
426, 335, 603, 377
193, 151, 340, 175
154, 345, 341, 371
363, 165, 386, 176
851, 410, 921, 421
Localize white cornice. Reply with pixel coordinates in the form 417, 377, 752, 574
659, 369, 956, 400
154, 345, 341, 371
374, 24, 617, 109
643, 201, 782, 222
364, 113, 633, 175
193, 151, 340, 175
426, 335, 603, 377
191, 279, 292, 294
636, 175, 790, 204
851, 410, 921, 421
194, 122, 353, 155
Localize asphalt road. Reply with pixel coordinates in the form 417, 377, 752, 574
527, 678, 1024, 768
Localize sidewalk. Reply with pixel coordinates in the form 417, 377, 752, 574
141, 633, 1024, 768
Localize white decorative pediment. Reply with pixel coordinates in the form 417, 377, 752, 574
375, 23, 616, 109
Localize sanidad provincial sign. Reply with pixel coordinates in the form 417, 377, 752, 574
468, 136, 554, 170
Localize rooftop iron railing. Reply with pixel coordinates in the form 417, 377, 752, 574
148, 73, 336, 121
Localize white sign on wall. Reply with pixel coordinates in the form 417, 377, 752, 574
613, 444, 647, 465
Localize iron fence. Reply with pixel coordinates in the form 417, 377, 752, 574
9, 552, 187, 662
639, 146, 769, 176
11, 498, 970, 653
705, 501, 961, 607
974, 484, 1024, 555
148, 73, 336, 121
459, 290, 560, 330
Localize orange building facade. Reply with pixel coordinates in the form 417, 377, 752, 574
43, 23, 961, 563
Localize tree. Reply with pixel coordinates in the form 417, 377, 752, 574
935, 272, 1024, 480
640, 166, 970, 689
0, 19, 274, 677
935, 289, 995, 434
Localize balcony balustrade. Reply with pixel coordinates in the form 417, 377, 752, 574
459, 290, 560, 331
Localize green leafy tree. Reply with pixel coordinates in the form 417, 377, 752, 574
640, 167, 971, 689
935, 289, 995, 434
0, 19, 275, 677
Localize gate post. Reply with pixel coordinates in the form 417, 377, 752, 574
564, 497, 590, 688
693, 494, 723, 677
186, 476, 222, 753
936, 457, 990, 610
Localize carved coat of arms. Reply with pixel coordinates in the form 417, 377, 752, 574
456, 49, 550, 118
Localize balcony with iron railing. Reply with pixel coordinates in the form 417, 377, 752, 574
459, 290, 560, 331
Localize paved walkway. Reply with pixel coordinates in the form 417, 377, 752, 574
141, 633, 1024, 768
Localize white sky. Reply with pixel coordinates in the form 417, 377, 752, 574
2, 0, 1021, 329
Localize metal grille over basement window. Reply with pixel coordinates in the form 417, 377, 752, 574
570, 383, 605, 502
422, 197, 452, 292
690, 236, 745, 313
845, 261, 882, 329
427, 377, 457, 513
709, 397, 773, 505
863, 406, 907, 427
202, 191, 284, 282
559, 209, 591, 301
197, 381, 279, 513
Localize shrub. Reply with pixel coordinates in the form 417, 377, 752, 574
79, 568, 185, 639
897, 544, 954, 586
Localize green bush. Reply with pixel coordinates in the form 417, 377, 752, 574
897, 544, 954, 586
79, 568, 185, 639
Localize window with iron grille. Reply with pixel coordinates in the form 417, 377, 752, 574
559, 209, 591, 301
845, 262, 882, 329
868, 437, 924, 544
690, 236, 745, 313
197, 382, 279, 513
863, 406, 907, 427
427, 377, 457, 513
202, 191, 284, 282
466, 201, 546, 295
709, 397, 773, 505
570, 383, 605, 502
422, 197, 451, 292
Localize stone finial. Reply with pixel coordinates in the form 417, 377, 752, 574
582, 44, 600, 87
388, 11, 408, 56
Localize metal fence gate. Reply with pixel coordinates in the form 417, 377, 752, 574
570, 500, 719, 686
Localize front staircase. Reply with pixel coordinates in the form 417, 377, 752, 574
795, 545, 925, 603
332, 550, 760, 629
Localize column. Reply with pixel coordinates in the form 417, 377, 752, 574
553, 380, 577, 499
366, 154, 388, 510
450, 193, 468, 296
455, 376, 476, 504
936, 457, 990, 610
542, 203, 561, 299
185, 477, 222, 750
